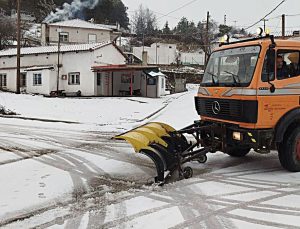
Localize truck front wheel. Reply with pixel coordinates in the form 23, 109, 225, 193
226, 147, 250, 157
278, 127, 300, 172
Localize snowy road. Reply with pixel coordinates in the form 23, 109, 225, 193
1, 120, 300, 228
1, 87, 300, 228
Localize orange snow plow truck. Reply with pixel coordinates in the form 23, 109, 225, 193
115, 35, 300, 184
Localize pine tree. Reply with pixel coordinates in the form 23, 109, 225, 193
34, 0, 55, 22
162, 21, 171, 34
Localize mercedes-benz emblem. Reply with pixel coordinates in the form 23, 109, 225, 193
212, 101, 221, 114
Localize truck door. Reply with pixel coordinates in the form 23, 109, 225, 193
258, 48, 300, 128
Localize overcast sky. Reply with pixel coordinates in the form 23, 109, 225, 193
122, 0, 300, 34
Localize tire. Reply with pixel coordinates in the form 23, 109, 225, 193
278, 127, 300, 172
183, 167, 193, 179
226, 147, 250, 157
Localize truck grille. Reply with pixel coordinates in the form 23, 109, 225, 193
195, 97, 258, 123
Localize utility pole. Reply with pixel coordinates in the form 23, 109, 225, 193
204, 11, 210, 68
233, 20, 237, 28
263, 19, 268, 32
16, 0, 21, 94
282, 14, 285, 38
57, 28, 62, 94
156, 42, 158, 65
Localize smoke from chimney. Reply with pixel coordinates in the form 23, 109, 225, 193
44, 0, 100, 23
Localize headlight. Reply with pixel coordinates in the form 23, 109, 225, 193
233, 132, 242, 141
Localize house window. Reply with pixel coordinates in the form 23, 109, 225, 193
121, 73, 134, 83
33, 73, 42, 86
88, 34, 97, 44
59, 32, 69, 42
147, 77, 157, 85
0, 74, 7, 87
97, 73, 102, 86
68, 72, 80, 85
276, 50, 300, 80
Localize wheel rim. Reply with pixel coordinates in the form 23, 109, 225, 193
296, 138, 300, 161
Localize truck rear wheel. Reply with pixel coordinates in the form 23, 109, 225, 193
278, 127, 300, 172
226, 147, 250, 157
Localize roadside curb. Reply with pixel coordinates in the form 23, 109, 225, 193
0, 115, 80, 124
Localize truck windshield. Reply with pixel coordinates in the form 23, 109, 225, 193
201, 45, 261, 87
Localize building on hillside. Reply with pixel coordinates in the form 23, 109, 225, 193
0, 42, 128, 96
92, 65, 166, 98
10, 9, 36, 22
132, 43, 205, 66
133, 43, 177, 65
41, 19, 121, 46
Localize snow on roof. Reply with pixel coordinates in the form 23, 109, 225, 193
0, 41, 111, 57
48, 19, 113, 31
148, 71, 165, 77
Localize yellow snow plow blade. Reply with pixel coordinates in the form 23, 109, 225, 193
114, 122, 174, 152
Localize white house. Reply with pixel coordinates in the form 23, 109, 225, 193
41, 19, 121, 45
133, 43, 177, 65
133, 43, 205, 66
0, 42, 127, 96
0, 42, 167, 97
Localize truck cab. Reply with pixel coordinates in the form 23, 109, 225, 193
195, 35, 300, 171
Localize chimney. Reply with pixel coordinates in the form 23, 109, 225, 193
142, 51, 148, 66
41, 23, 49, 46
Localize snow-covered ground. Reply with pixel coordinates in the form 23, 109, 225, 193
0, 85, 300, 228
0, 85, 198, 132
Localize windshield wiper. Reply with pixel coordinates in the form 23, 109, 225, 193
223, 71, 241, 85
206, 72, 218, 85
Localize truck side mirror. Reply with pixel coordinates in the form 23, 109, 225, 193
266, 48, 276, 93
266, 48, 276, 79
262, 48, 276, 82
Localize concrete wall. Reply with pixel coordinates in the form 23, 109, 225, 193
181, 52, 205, 65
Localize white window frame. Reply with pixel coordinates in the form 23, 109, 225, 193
68, 72, 80, 85
0, 74, 7, 87
33, 73, 42, 86
88, 34, 97, 44
59, 32, 69, 42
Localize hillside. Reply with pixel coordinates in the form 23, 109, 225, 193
0, 0, 129, 29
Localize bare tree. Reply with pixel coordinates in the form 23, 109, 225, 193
131, 4, 157, 37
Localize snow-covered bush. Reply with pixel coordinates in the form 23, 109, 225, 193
0, 105, 17, 115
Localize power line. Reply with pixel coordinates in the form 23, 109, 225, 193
156, 0, 200, 20
267, 13, 300, 20
128, 10, 181, 20
244, 0, 287, 30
